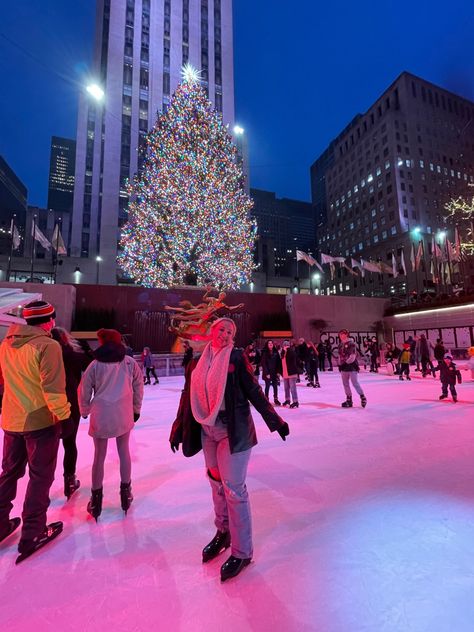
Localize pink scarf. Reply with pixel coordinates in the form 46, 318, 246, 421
190, 342, 233, 426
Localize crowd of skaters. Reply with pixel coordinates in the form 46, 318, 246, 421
0, 298, 471, 573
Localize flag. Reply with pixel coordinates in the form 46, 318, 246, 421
52, 224, 67, 255
342, 262, 358, 276
307, 254, 324, 273
400, 249, 407, 276
453, 226, 461, 261
431, 235, 442, 260
391, 252, 398, 278
329, 262, 335, 280
320, 252, 335, 265
31, 223, 51, 250
380, 261, 393, 275
415, 240, 424, 270
361, 259, 382, 273
296, 249, 310, 263
446, 239, 455, 261
410, 243, 416, 272
445, 261, 451, 285
10, 219, 20, 250
430, 259, 439, 284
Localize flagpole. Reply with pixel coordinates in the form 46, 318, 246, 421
295, 244, 299, 292
421, 238, 429, 294
446, 238, 453, 295
53, 218, 61, 284
6, 214, 16, 282
30, 214, 37, 283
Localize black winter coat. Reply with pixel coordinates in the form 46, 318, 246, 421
435, 361, 461, 385
169, 348, 286, 456
260, 348, 282, 380
281, 346, 299, 376
61, 346, 91, 421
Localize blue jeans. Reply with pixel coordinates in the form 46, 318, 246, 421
201, 415, 253, 559
283, 377, 298, 403
341, 371, 364, 397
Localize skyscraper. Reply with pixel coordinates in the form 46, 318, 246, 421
0, 156, 27, 257
71, 0, 235, 284
47, 137, 76, 215
310, 72, 474, 298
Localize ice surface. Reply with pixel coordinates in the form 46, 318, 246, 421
1, 369, 473, 632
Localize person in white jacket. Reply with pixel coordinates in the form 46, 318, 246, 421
78, 328, 143, 520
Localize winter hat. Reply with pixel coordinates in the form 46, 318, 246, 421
22, 300, 56, 326
403, 343, 411, 349
339, 329, 349, 336
97, 328, 122, 346
444, 353, 453, 360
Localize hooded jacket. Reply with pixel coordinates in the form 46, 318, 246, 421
0, 324, 70, 432
78, 342, 143, 439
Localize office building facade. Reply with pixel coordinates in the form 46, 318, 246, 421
0, 156, 27, 257
71, 0, 235, 284
251, 188, 314, 279
310, 72, 474, 298
47, 137, 76, 215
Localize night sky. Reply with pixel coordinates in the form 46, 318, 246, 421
1, 0, 473, 207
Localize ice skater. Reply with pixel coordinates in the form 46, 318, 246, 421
337, 329, 367, 408
78, 329, 143, 520
0, 301, 71, 563
142, 346, 159, 384
169, 318, 289, 582
51, 327, 92, 500
434, 353, 462, 402
399, 343, 412, 380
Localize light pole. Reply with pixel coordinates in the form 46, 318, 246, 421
411, 226, 421, 299
96, 256, 103, 284
313, 273, 321, 295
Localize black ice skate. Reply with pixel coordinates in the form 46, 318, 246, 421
0, 517, 21, 544
341, 396, 353, 408
274, 399, 281, 406
220, 555, 251, 582
15, 521, 63, 564
120, 482, 133, 515
64, 474, 80, 500
439, 394, 448, 400
360, 395, 367, 408
202, 530, 231, 563
289, 402, 299, 409
87, 488, 103, 521
282, 400, 291, 407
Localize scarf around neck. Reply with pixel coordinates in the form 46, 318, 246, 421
190, 342, 233, 426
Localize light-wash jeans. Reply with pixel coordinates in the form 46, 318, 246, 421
341, 370, 364, 397
283, 376, 298, 403
201, 415, 253, 559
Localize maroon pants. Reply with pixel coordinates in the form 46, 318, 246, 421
0, 425, 60, 545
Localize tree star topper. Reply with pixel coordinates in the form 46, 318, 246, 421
181, 63, 202, 85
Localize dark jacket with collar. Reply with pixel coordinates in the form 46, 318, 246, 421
169, 347, 286, 456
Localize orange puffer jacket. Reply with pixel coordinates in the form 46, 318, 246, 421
0, 324, 70, 432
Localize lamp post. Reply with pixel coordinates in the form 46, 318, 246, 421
95, 256, 103, 284
313, 273, 321, 295
411, 226, 421, 299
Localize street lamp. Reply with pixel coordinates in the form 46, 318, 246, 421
95, 256, 103, 284
233, 125, 244, 136
86, 83, 104, 101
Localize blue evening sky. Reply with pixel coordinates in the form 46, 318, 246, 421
0, 0, 473, 206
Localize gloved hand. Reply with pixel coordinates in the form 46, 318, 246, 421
170, 440, 180, 453
134, 413, 140, 422
277, 422, 290, 441
60, 417, 74, 439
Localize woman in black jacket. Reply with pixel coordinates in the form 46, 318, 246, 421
169, 318, 289, 582
260, 340, 282, 406
51, 327, 92, 499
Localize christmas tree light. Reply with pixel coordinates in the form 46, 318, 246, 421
118, 64, 256, 289
445, 186, 474, 256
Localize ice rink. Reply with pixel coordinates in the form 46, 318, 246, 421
1, 368, 474, 632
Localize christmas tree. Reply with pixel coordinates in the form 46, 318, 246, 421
118, 65, 256, 289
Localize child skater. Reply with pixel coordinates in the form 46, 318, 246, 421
399, 343, 411, 380
78, 329, 143, 520
435, 353, 462, 402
